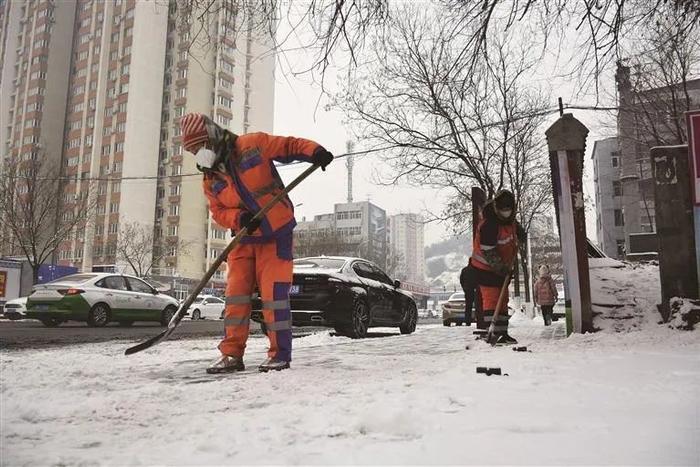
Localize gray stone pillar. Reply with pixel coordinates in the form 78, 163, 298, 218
651, 145, 699, 320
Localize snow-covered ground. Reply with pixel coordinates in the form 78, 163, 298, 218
2, 313, 699, 466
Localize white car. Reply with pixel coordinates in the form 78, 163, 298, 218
188, 295, 226, 320
3, 297, 28, 320
26, 273, 179, 327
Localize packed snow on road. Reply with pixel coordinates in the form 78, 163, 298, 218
1, 262, 698, 465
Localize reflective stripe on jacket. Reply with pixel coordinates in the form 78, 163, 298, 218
471, 218, 517, 273
203, 132, 321, 243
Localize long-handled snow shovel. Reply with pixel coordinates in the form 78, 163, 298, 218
125, 163, 321, 355
486, 252, 518, 346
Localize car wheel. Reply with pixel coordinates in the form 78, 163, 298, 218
347, 299, 370, 338
87, 303, 110, 327
399, 304, 418, 335
192, 309, 201, 320
118, 321, 133, 327
161, 306, 177, 326
443, 320, 451, 327
40, 317, 63, 327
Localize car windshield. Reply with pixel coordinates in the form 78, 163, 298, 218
294, 258, 346, 270
49, 274, 97, 284
449, 292, 465, 301
193, 297, 204, 303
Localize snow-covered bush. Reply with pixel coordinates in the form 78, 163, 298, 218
668, 297, 700, 330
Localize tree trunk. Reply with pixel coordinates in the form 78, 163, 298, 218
520, 251, 531, 302
32, 264, 40, 285
513, 251, 520, 297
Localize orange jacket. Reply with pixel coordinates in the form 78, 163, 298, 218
203, 132, 321, 242
471, 217, 518, 273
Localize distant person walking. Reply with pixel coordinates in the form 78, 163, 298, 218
533, 264, 558, 326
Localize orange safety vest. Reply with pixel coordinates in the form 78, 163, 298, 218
471, 218, 518, 273
203, 132, 320, 242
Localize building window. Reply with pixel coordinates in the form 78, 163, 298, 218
218, 95, 231, 108
216, 114, 231, 126
110, 202, 119, 213
177, 68, 187, 80
112, 183, 121, 193
169, 204, 179, 216
171, 164, 182, 175
614, 209, 624, 227
612, 180, 622, 197
170, 185, 181, 196
109, 223, 119, 234
167, 225, 178, 236
177, 87, 186, 98
611, 155, 619, 168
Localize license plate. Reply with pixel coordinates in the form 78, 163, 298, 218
289, 285, 301, 295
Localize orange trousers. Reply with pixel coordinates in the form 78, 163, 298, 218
219, 235, 293, 361
478, 285, 510, 333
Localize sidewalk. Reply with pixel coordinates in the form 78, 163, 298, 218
2, 320, 698, 465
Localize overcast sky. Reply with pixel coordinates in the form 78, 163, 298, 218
269, 14, 613, 246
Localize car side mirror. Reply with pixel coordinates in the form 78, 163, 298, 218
394, 280, 401, 288
152, 289, 159, 295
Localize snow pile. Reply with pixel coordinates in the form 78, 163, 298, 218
426, 252, 468, 289
589, 260, 663, 332
2, 322, 699, 466
668, 297, 700, 330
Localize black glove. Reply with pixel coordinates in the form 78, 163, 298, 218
239, 211, 261, 234
312, 148, 334, 171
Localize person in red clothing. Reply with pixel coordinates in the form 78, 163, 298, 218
180, 113, 333, 373
533, 264, 558, 326
469, 189, 526, 344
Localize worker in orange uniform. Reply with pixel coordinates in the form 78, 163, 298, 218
469, 190, 526, 345
180, 113, 333, 373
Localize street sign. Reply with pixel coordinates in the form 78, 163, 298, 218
687, 110, 700, 206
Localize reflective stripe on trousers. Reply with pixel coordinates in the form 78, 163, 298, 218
218, 236, 293, 362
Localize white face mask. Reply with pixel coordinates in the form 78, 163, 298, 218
195, 148, 217, 169
498, 208, 512, 218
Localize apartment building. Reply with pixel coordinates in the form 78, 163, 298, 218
591, 137, 626, 259
1, 0, 74, 174
0, 0, 275, 285
387, 213, 425, 284
294, 201, 389, 268
616, 62, 700, 257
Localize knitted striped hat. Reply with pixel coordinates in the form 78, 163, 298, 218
180, 112, 210, 153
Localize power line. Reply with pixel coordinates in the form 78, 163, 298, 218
4, 102, 620, 182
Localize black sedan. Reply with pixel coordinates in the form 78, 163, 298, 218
251, 256, 418, 338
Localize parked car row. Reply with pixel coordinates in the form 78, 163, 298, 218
5, 256, 420, 338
